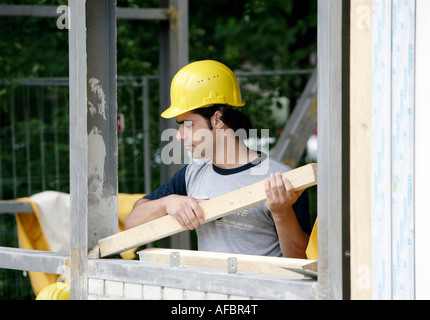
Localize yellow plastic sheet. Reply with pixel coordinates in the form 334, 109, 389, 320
305, 217, 318, 260
15, 193, 145, 296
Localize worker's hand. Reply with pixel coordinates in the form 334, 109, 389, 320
265, 172, 304, 216
164, 195, 205, 230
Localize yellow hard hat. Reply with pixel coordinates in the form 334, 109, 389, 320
161, 60, 245, 118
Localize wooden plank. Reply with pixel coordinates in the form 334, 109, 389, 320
138, 248, 315, 277
350, 0, 372, 299
98, 163, 317, 257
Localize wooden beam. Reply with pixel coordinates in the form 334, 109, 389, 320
97, 163, 317, 257
350, 0, 372, 300
138, 248, 316, 277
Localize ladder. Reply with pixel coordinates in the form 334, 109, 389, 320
270, 68, 317, 168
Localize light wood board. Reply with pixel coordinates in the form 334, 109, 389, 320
350, 0, 372, 299
97, 163, 317, 257
138, 248, 316, 278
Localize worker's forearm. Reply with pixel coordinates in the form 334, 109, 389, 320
272, 207, 309, 259
124, 197, 168, 230
125, 194, 205, 231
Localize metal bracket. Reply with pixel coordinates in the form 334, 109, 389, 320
167, 4, 178, 29
227, 257, 237, 274
170, 251, 180, 267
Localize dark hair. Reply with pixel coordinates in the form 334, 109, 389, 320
191, 104, 254, 138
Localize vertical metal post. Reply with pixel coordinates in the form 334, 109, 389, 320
167, 0, 189, 250
317, 0, 350, 300
168, 0, 189, 74
142, 77, 152, 195
158, 0, 190, 249
159, 0, 189, 184
158, 0, 171, 249
85, 0, 118, 250
159, 0, 170, 165
68, 0, 89, 300
69, 0, 118, 299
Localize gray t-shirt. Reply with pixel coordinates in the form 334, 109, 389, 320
144, 153, 310, 256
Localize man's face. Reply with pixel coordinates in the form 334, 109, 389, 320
176, 111, 214, 159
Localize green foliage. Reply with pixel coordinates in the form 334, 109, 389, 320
188, 0, 317, 138
189, 0, 317, 69
0, 1, 69, 79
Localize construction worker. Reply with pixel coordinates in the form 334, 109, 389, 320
125, 60, 310, 258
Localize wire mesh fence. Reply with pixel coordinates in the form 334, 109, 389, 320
0, 77, 159, 299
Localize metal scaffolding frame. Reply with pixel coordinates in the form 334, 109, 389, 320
0, 0, 190, 300
317, 0, 350, 300
0, 1, 349, 300
67, 0, 190, 299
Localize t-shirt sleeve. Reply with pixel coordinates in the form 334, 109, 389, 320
292, 190, 311, 235
143, 165, 188, 200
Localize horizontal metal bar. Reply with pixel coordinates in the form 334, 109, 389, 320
117, 7, 168, 20
0, 5, 59, 17
0, 75, 160, 87
0, 5, 168, 20
0, 70, 311, 88
0, 200, 33, 214
88, 259, 320, 300
0, 246, 68, 274
235, 69, 314, 78
0, 77, 70, 87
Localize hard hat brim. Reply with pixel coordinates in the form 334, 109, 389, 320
161, 102, 245, 119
